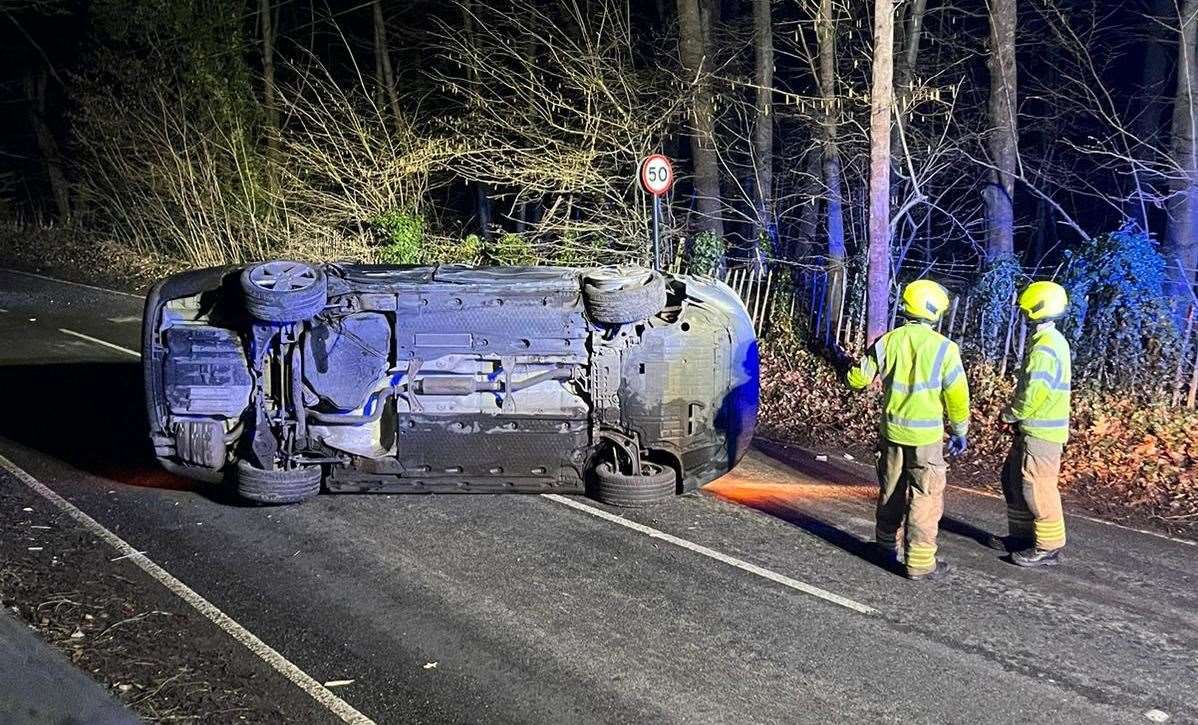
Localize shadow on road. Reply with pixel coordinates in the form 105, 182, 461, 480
706, 440, 1000, 571
0, 361, 203, 495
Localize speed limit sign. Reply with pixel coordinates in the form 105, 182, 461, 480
639, 154, 674, 197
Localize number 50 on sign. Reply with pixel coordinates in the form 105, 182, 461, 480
639, 154, 674, 197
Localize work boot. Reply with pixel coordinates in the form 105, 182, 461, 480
986, 535, 1032, 553
1011, 547, 1061, 567
907, 561, 952, 582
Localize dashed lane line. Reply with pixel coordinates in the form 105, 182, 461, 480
541, 493, 878, 615
22, 268, 1192, 552
0, 453, 376, 725
0, 268, 143, 299
57, 328, 140, 358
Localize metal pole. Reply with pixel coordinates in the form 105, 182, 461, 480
652, 194, 662, 270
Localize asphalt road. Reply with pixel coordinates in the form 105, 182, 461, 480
0, 268, 1195, 724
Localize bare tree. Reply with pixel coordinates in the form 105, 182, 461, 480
457, 0, 493, 238
985, 0, 1017, 260
372, 0, 402, 133
1128, 0, 1174, 228
1167, 0, 1198, 300
260, 0, 279, 191
867, 0, 896, 342
752, 0, 774, 242
817, 0, 847, 327
434, 0, 685, 260
23, 66, 69, 220
677, 0, 725, 237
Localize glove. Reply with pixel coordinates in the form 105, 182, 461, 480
828, 343, 855, 375
947, 434, 968, 457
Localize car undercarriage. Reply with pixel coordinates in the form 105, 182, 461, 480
144, 262, 758, 506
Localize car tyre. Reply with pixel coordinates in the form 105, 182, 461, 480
235, 460, 322, 505
592, 461, 675, 507
582, 267, 667, 325
241, 260, 327, 323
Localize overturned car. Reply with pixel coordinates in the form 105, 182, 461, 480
143, 261, 758, 506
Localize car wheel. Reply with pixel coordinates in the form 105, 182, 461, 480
582, 267, 666, 325
235, 460, 322, 505
592, 461, 675, 507
240, 260, 328, 323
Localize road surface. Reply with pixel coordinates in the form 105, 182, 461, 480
0, 269, 1195, 724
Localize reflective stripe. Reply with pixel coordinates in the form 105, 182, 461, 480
1033, 345, 1061, 364
889, 415, 944, 428
873, 340, 887, 375
890, 342, 953, 395
890, 380, 938, 394
943, 364, 964, 387
1034, 519, 1067, 547
1024, 418, 1069, 428
1028, 371, 1071, 392
928, 340, 950, 389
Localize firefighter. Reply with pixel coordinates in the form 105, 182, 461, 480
993, 281, 1072, 567
847, 280, 970, 581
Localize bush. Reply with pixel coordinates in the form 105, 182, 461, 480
423, 234, 484, 264
488, 233, 537, 266
1059, 223, 1177, 392
373, 211, 425, 264
688, 231, 725, 277
970, 255, 1021, 357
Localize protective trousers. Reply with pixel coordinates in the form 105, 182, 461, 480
875, 442, 946, 576
1001, 434, 1066, 550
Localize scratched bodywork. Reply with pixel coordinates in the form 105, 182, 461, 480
142, 263, 758, 503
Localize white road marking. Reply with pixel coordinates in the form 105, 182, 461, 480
0, 453, 375, 725
0, 268, 143, 299
57, 328, 140, 358
24, 273, 1198, 547
106, 315, 142, 324
787, 446, 1198, 548
541, 494, 877, 615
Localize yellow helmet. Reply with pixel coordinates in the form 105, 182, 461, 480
1018, 281, 1068, 321
901, 279, 950, 322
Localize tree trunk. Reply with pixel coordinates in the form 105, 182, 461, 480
23, 68, 70, 221
752, 0, 774, 247
460, 0, 493, 238
1127, 0, 1173, 229
867, 0, 895, 343
372, 0, 403, 134
1166, 0, 1198, 302
477, 182, 494, 239
817, 0, 846, 329
260, 0, 279, 191
984, 0, 1017, 261
891, 0, 926, 177
676, 0, 725, 238
794, 151, 822, 259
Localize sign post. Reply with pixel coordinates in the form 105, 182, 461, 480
639, 154, 674, 270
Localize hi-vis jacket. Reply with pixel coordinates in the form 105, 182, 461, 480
847, 321, 970, 447
1002, 322, 1071, 444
